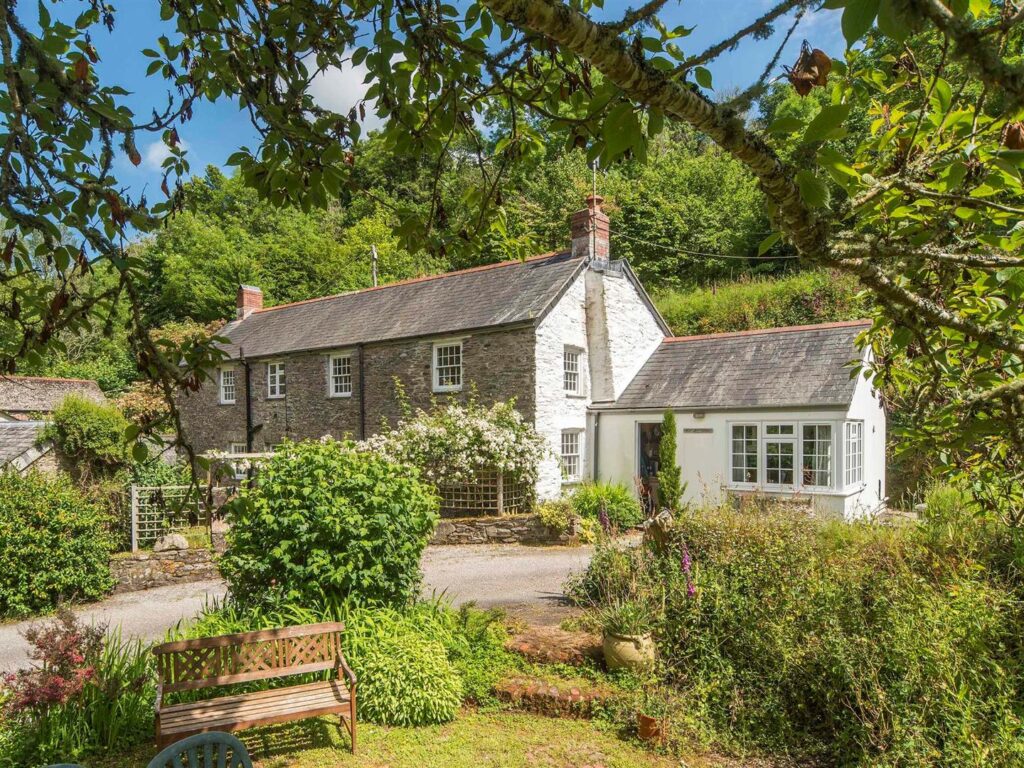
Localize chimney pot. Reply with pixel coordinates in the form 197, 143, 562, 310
570, 195, 610, 261
236, 285, 263, 320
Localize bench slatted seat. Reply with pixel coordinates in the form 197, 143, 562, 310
152, 622, 356, 752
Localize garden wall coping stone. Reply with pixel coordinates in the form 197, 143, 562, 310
431, 513, 575, 546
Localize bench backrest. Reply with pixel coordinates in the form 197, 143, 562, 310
152, 622, 345, 693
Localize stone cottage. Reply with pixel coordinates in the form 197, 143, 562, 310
178, 196, 887, 518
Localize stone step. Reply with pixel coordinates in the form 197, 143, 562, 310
493, 675, 612, 718
505, 625, 603, 666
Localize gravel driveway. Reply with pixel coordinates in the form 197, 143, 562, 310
0, 543, 592, 672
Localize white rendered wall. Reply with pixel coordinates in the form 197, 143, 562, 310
533, 265, 667, 500
534, 275, 590, 500
843, 366, 888, 518
596, 400, 886, 520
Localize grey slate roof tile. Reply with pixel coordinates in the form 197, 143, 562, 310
219, 251, 585, 359
0, 377, 105, 415
607, 321, 870, 411
0, 421, 46, 464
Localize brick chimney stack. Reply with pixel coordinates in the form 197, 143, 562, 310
570, 194, 610, 261
236, 285, 263, 320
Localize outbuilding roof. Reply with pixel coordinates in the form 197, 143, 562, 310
0, 376, 105, 416
218, 251, 591, 359
604, 320, 871, 411
0, 421, 48, 468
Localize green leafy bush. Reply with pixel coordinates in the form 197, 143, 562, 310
0, 612, 154, 767
537, 498, 573, 533
597, 598, 653, 636
220, 439, 439, 608
357, 624, 463, 726
570, 482, 644, 530
0, 471, 114, 618
39, 395, 131, 482
654, 269, 863, 336
573, 504, 1024, 766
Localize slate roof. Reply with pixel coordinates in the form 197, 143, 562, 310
218, 251, 589, 359
0, 376, 105, 415
0, 421, 47, 466
605, 321, 871, 411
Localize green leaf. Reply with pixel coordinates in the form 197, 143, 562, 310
877, 0, 912, 41
803, 104, 852, 144
132, 442, 149, 462
842, 0, 880, 46
602, 103, 640, 159
694, 66, 713, 90
767, 115, 804, 135
758, 232, 782, 255
796, 170, 831, 208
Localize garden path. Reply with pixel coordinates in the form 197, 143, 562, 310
0, 543, 592, 671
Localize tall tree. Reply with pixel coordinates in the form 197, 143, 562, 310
2, 0, 1024, 516
658, 410, 683, 512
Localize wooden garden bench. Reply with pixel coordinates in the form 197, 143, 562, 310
152, 622, 356, 752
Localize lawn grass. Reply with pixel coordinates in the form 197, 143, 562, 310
94, 711, 679, 768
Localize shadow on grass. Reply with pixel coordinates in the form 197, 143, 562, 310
238, 717, 349, 766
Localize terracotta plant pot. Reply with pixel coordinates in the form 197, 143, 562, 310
602, 631, 655, 670
637, 712, 665, 743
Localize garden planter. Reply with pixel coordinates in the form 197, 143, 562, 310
602, 631, 655, 670
637, 712, 665, 743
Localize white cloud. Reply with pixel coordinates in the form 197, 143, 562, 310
306, 60, 385, 133
143, 138, 189, 171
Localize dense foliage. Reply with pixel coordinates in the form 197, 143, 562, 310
571, 498, 1024, 766
655, 269, 864, 336
570, 482, 644, 530
220, 439, 439, 608
0, 471, 114, 618
361, 398, 546, 490
657, 411, 682, 511
39, 396, 131, 483
0, 613, 153, 768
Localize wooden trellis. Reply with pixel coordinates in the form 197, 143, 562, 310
436, 468, 531, 518
130, 484, 209, 552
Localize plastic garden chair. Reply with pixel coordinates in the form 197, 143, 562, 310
146, 731, 253, 768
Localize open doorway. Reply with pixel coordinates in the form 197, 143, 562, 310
637, 422, 663, 513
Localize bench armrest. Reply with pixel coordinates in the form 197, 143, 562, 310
155, 681, 164, 714
336, 656, 357, 687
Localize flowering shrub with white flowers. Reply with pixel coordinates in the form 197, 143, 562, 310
359, 399, 547, 489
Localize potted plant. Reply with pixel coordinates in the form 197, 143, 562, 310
598, 599, 655, 670
636, 688, 670, 744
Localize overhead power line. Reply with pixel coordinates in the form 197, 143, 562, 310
611, 228, 800, 261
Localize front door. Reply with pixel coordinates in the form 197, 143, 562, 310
637, 422, 663, 513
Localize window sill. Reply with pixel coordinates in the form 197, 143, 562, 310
328, 393, 353, 399
218, 401, 236, 406
433, 387, 463, 394
564, 392, 587, 399
724, 485, 860, 498
266, 395, 286, 400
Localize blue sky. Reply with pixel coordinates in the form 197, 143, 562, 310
91, 1, 843, 198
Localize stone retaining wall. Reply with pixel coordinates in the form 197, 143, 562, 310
109, 549, 220, 593
431, 513, 572, 546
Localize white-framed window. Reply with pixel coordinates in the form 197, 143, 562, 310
844, 421, 864, 486
563, 347, 581, 394
561, 430, 582, 482
730, 424, 759, 484
432, 341, 463, 392
219, 368, 236, 405
328, 354, 353, 397
764, 424, 797, 488
267, 361, 286, 399
801, 424, 833, 488
229, 443, 247, 481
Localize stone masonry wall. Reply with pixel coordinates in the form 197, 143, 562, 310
178, 325, 537, 454
431, 513, 572, 545
109, 549, 220, 593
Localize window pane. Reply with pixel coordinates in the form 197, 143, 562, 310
561, 431, 581, 481
844, 421, 864, 485
766, 441, 795, 485
435, 344, 462, 389
731, 425, 758, 483
801, 424, 832, 487
563, 349, 580, 393
331, 355, 352, 395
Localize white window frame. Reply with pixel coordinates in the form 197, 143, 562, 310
729, 423, 760, 487
563, 346, 582, 395
801, 423, 833, 489
844, 421, 864, 487
432, 340, 463, 393
266, 361, 286, 399
763, 424, 797, 490
327, 353, 353, 398
560, 429, 583, 483
228, 443, 248, 481
218, 367, 236, 405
